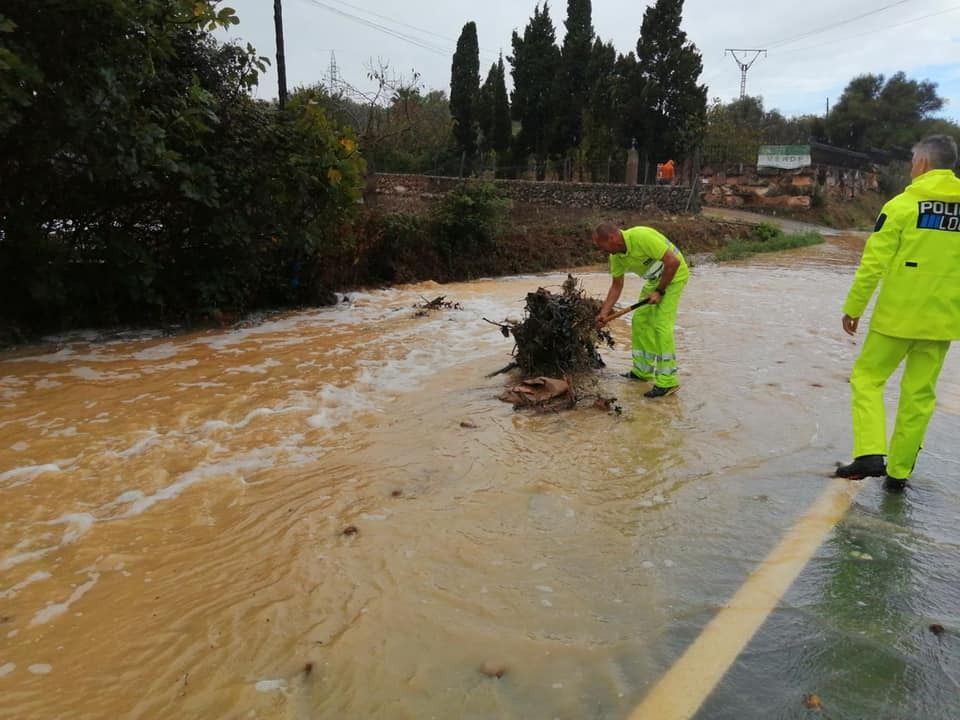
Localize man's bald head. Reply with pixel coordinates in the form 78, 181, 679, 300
592, 223, 624, 253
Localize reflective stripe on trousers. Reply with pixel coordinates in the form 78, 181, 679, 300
630, 280, 686, 387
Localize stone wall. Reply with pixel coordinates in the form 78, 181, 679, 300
370, 173, 700, 214
700, 165, 880, 210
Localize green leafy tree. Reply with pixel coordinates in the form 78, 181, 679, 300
450, 21, 480, 171
702, 95, 828, 167
509, 3, 560, 178
827, 72, 945, 151
0, 1, 364, 332
626, 0, 706, 175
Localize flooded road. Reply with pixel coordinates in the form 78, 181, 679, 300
2, 235, 959, 719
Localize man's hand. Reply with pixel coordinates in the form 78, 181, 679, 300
596, 313, 610, 328
842, 314, 860, 336
647, 290, 663, 305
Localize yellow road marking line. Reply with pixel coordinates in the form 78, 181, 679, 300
629, 478, 863, 720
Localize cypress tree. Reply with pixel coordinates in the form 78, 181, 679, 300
629, 0, 706, 172
550, 0, 594, 156
508, 3, 560, 177
477, 62, 497, 152
450, 21, 480, 170
491, 55, 512, 155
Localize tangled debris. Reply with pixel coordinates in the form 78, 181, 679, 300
485, 275, 614, 377
414, 295, 463, 317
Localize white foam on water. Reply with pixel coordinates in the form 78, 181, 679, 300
49, 426, 80, 439
0, 410, 45, 431
5, 347, 76, 364
255, 678, 287, 693
192, 316, 314, 351
257, 334, 316, 351
132, 343, 180, 361
28, 664, 52, 675
203, 404, 309, 434
30, 573, 99, 626
10, 442, 29, 452
143, 359, 199, 374
0, 464, 60, 487
177, 381, 225, 390
226, 359, 282, 375
306, 384, 378, 429
47, 513, 96, 546
70, 367, 141, 382
0, 548, 54, 572
0, 663, 15, 678
120, 392, 158, 405
34, 379, 63, 390
115, 451, 285, 518
0, 571, 52, 600
110, 433, 161, 459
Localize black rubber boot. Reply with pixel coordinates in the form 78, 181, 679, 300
644, 385, 679, 399
835, 454, 886, 479
882, 476, 908, 494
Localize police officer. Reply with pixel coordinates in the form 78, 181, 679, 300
836, 135, 960, 492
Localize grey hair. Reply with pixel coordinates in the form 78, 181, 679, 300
913, 135, 958, 170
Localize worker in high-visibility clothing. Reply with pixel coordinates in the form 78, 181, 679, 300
836, 135, 960, 493
594, 223, 689, 398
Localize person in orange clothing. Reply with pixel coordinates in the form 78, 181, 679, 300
656, 159, 675, 185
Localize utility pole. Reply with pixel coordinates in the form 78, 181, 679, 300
328, 51, 340, 92
724, 49, 766, 99
274, 0, 288, 109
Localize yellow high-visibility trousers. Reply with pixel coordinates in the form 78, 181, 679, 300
630, 280, 686, 387
850, 330, 951, 479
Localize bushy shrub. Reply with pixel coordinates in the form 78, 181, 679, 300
0, 2, 365, 332
750, 222, 783, 242
431, 181, 510, 261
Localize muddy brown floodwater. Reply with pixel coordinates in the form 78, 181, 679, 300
2, 234, 959, 719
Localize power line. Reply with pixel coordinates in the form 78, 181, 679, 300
322, 0, 500, 58
297, 0, 498, 62
763, 0, 912, 49
774, 4, 960, 55
299, 0, 452, 57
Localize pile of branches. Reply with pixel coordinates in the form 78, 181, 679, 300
414, 295, 463, 317
487, 275, 615, 377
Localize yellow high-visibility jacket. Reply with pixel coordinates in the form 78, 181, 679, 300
844, 169, 960, 340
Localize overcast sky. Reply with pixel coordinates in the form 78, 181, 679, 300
218, 0, 960, 121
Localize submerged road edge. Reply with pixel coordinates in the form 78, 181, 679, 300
628, 477, 863, 720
